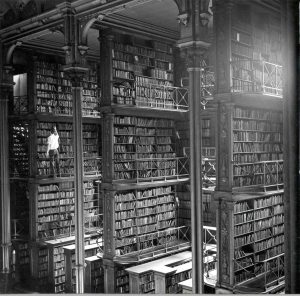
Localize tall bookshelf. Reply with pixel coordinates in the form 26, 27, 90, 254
215, 190, 284, 292
9, 52, 103, 293
215, 1, 284, 293
215, 101, 284, 292
100, 30, 190, 293
229, 3, 282, 96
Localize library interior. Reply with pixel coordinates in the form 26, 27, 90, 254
0, 0, 299, 294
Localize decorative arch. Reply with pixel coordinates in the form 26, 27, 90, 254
81, 14, 105, 46
5, 41, 22, 65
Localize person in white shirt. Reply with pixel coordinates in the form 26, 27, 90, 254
46, 126, 60, 177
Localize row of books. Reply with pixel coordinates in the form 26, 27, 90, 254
233, 120, 282, 131
233, 107, 283, 121
233, 131, 282, 142
233, 142, 282, 153
233, 153, 283, 163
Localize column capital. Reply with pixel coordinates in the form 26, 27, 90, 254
63, 66, 88, 87
178, 42, 209, 69
1, 65, 14, 89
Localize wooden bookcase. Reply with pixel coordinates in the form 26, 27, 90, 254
64, 242, 99, 293
84, 255, 104, 293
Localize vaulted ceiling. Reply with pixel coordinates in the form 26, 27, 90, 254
1, 0, 181, 58
0, 0, 282, 62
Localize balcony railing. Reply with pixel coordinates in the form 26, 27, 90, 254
41, 107, 101, 118
12, 96, 28, 115
84, 213, 103, 234
233, 160, 283, 190
231, 60, 282, 97
9, 155, 102, 178
135, 157, 189, 183
135, 84, 189, 111
262, 253, 285, 292
201, 70, 215, 99
202, 158, 216, 187
115, 226, 191, 263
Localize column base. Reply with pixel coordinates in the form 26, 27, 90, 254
103, 258, 116, 293
0, 272, 14, 293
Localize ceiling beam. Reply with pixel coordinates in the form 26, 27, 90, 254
94, 13, 179, 41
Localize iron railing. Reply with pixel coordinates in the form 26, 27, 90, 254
113, 157, 189, 182
202, 158, 216, 187
10, 155, 102, 178
135, 84, 189, 110
84, 213, 103, 234
12, 96, 28, 115
231, 60, 282, 97
201, 70, 215, 99
233, 160, 283, 189
115, 226, 191, 262
262, 253, 285, 292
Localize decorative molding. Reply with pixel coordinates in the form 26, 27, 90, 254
220, 200, 231, 285
179, 44, 209, 69
77, 44, 89, 56
218, 103, 230, 188
103, 190, 115, 258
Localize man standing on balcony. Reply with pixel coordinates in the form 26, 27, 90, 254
46, 125, 60, 177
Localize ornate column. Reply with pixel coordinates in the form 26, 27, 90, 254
176, 0, 212, 293
60, 1, 88, 293
216, 102, 234, 192
0, 61, 13, 277
213, 0, 236, 292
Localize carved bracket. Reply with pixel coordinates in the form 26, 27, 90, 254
177, 12, 189, 26
77, 44, 89, 56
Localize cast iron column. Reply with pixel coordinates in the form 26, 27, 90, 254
0, 64, 13, 276
61, 0, 89, 292
188, 48, 205, 294
66, 69, 87, 293
177, 0, 212, 292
